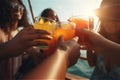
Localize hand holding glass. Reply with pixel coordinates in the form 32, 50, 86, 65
34, 17, 56, 49
69, 15, 94, 48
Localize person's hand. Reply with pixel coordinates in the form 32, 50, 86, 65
21, 36, 80, 79
76, 28, 120, 68
76, 28, 107, 66
8, 27, 52, 57
56, 36, 80, 67
76, 28, 106, 51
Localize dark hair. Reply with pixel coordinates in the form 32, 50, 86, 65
0, 0, 30, 30
40, 8, 60, 22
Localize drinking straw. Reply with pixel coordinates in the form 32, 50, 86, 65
28, 0, 35, 23
89, 17, 94, 30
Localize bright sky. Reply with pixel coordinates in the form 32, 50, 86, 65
22, 0, 102, 28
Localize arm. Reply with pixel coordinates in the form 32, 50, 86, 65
22, 36, 80, 79
22, 49, 68, 79
0, 27, 51, 61
98, 37, 120, 66
76, 28, 120, 67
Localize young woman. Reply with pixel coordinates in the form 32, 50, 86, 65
0, 0, 51, 79
83, 0, 120, 79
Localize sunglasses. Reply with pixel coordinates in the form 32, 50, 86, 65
10, 2, 24, 11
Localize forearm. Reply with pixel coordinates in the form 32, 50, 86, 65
22, 48, 68, 79
100, 38, 120, 66
103, 40, 120, 54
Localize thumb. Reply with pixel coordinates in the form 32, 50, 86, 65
76, 28, 89, 36
57, 36, 64, 45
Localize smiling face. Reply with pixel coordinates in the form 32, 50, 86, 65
9, 0, 24, 21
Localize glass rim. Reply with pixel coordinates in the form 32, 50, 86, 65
35, 16, 56, 23
69, 15, 91, 21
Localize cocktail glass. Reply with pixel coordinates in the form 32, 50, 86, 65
43, 21, 76, 56
53, 21, 76, 42
69, 15, 94, 60
33, 17, 56, 49
69, 15, 94, 49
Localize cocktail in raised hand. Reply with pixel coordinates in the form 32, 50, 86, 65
54, 21, 76, 42
69, 15, 93, 48
34, 17, 56, 49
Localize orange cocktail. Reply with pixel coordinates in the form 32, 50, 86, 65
69, 16, 89, 47
53, 21, 76, 42
34, 17, 56, 49
44, 21, 76, 56
69, 16, 89, 29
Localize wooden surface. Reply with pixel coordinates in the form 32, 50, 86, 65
66, 73, 89, 80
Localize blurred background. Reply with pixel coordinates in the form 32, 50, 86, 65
23, 0, 102, 28
22, 0, 102, 79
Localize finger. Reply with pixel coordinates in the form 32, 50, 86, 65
58, 36, 64, 43
26, 34, 53, 41
25, 27, 51, 35
23, 27, 34, 33
27, 40, 49, 47
76, 28, 89, 36
87, 50, 96, 67
34, 29, 51, 35
72, 36, 79, 42
57, 36, 64, 46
